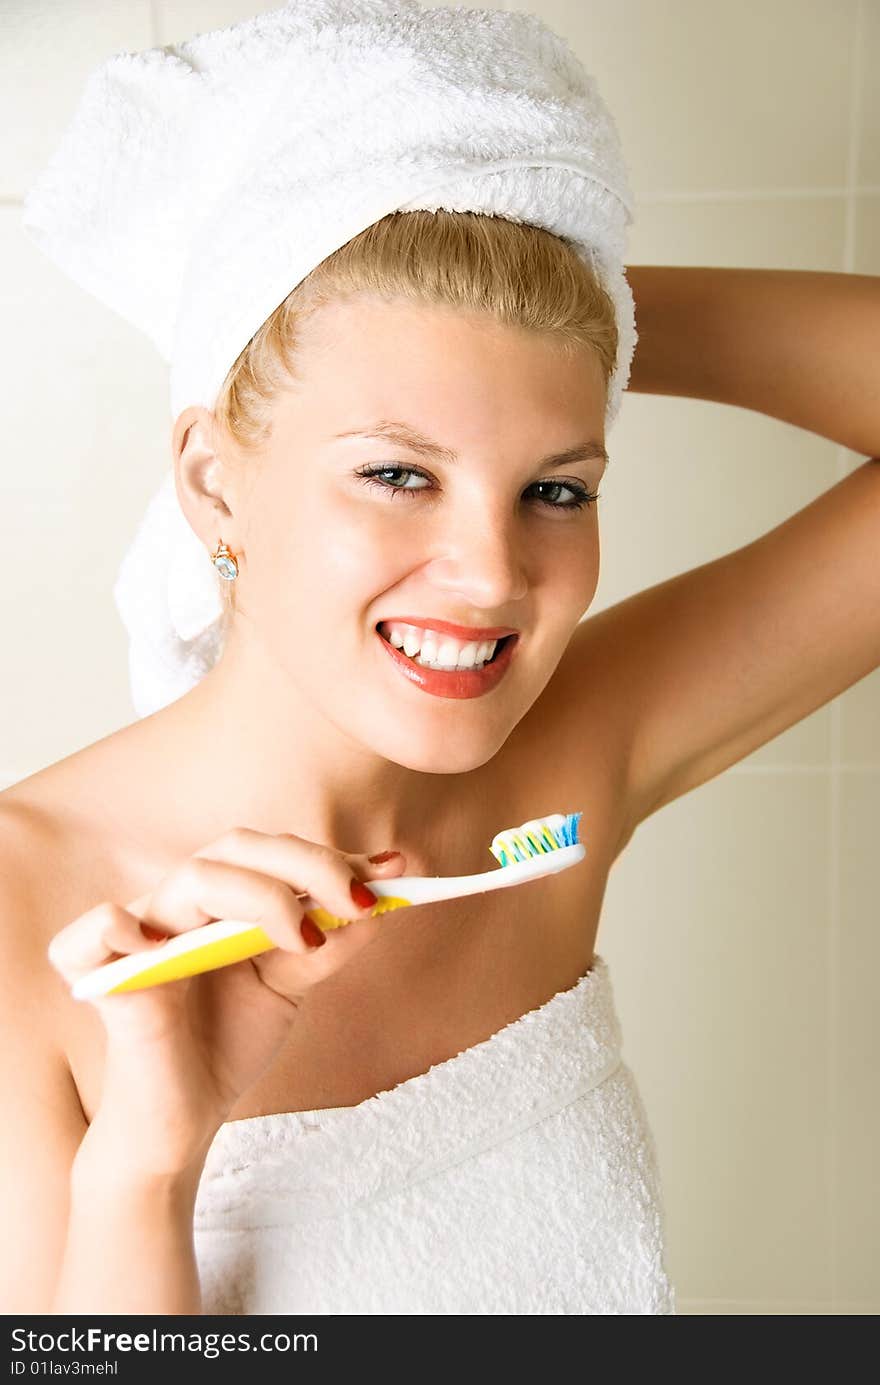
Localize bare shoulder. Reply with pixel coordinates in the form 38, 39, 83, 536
0, 792, 80, 1074
0, 745, 148, 955
0, 784, 90, 968
0, 726, 162, 911
0, 768, 126, 1111
0, 777, 95, 934
0, 790, 66, 931
0, 754, 157, 997
0, 791, 95, 1312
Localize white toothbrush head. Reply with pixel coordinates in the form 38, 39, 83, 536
489, 810, 583, 866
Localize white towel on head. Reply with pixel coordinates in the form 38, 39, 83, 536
21, 0, 637, 719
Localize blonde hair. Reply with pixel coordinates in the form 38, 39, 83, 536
211, 210, 618, 629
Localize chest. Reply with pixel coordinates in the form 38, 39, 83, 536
56, 733, 626, 1123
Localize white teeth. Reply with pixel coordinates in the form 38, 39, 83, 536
380, 621, 501, 671
414, 647, 490, 671
453, 641, 480, 669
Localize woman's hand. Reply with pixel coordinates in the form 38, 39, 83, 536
47, 829, 407, 1177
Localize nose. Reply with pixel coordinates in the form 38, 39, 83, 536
421, 509, 529, 609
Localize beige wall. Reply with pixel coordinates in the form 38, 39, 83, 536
2, 0, 878, 1314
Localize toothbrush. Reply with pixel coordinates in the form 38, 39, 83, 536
71, 811, 585, 1001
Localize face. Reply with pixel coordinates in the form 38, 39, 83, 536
202, 293, 607, 774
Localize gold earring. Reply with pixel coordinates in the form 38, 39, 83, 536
211, 540, 239, 581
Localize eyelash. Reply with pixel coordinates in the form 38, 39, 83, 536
354, 464, 601, 512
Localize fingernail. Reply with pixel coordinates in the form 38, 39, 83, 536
368, 851, 400, 864
300, 917, 327, 948
350, 878, 378, 911
140, 922, 168, 942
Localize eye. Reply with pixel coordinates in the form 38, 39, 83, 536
354, 465, 599, 511
528, 480, 600, 512
356, 465, 431, 497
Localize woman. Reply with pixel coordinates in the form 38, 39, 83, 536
3, 2, 878, 1316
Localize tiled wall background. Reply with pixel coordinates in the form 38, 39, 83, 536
2, 0, 877, 1315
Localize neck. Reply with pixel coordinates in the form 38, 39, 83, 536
112, 624, 472, 870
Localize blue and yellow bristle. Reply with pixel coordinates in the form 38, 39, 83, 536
489, 811, 583, 867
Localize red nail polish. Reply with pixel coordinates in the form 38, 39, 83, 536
368, 851, 399, 864
350, 878, 378, 910
300, 917, 327, 948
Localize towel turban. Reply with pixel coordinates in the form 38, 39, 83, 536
21, 0, 636, 717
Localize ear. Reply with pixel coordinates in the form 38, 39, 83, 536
171, 406, 235, 545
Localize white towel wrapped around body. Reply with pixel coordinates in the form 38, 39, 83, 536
192, 955, 676, 1315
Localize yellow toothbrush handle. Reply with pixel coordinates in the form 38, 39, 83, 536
304, 894, 413, 930
75, 899, 416, 999
103, 924, 277, 995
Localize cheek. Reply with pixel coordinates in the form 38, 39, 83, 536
545, 528, 599, 594
321, 513, 401, 583
258, 496, 402, 629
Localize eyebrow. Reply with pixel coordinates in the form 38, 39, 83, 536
332, 420, 609, 470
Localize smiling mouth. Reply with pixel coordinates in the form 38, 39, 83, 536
375, 624, 515, 670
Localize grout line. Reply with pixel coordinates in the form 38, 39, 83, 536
679, 1297, 832, 1307
676, 1297, 853, 1314
829, 708, 841, 1314
726, 764, 880, 774
635, 185, 880, 204
826, 0, 867, 1313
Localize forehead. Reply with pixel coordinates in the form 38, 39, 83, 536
290, 293, 606, 416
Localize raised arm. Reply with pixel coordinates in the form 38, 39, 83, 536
579, 266, 880, 828
626, 265, 880, 459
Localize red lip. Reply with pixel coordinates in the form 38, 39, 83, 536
376, 616, 518, 641
375, 627, 518, 700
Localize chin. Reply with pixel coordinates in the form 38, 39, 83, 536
377, 727, 511, 776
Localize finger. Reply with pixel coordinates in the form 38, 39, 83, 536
252, 901, 382, 994
47, 902, 167, 986
190, 828, 389, 924
133, 855, 337, 955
